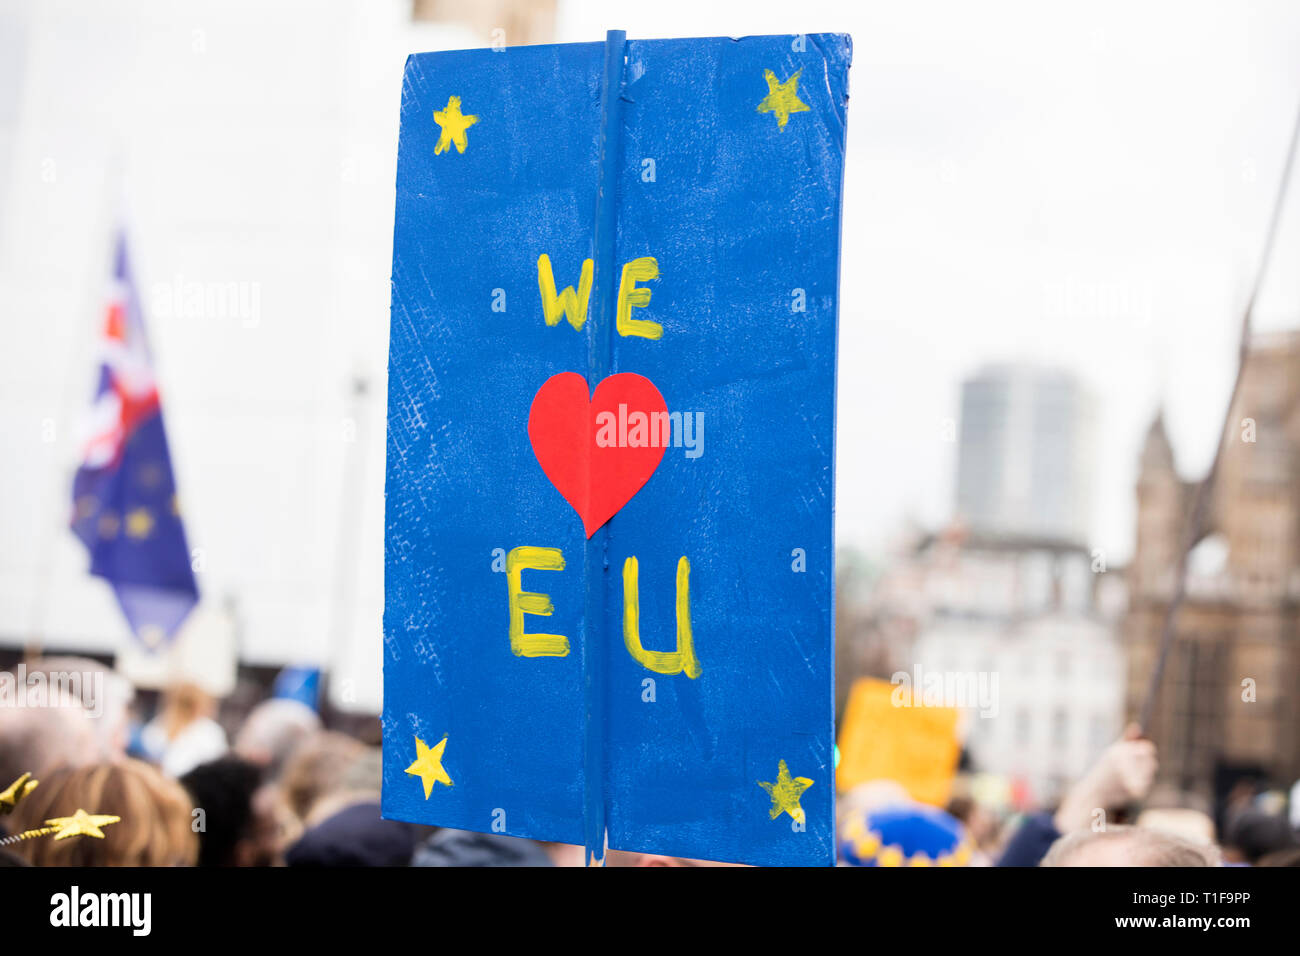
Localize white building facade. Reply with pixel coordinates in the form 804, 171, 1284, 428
889, 533, 1126, 806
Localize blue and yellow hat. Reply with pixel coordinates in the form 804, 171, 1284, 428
840, 803, 972, 867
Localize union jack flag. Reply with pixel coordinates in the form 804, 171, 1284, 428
70, 232, 198, 649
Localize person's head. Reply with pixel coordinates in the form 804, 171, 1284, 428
1135, 808, 1216, 847
279, 731, 365, 823
0, 684, 99, 786
1136, 787, 1215, 846
300, 745, 381, 826
158, 682, 216, 740
1042, 825, 1219, 867
24, 656, 134, 759
1258, 846, 1300, 866
286, 800, 419, 867
1222, 808, 1297, 864
233, 699, 320, 779
8, 759, 197, 866
180, 757, 279, 866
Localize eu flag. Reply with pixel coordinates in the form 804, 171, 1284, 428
71, 232, 198, 649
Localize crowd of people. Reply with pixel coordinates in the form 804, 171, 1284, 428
1, 656, 1297, 867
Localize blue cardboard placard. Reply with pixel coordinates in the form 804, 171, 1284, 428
383, 31, 850, 867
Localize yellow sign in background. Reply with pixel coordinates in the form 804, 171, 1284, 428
836, 677, 962, 806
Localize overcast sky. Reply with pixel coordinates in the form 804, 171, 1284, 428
561, 0, 1300, 563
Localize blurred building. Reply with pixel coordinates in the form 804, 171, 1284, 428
871, 527, 1125, 805
836, 362, 1118, 803
1127, 330, 1300, 799
956, 365, 1096, 545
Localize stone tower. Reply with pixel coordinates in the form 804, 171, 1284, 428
1126, 333, 1300, 800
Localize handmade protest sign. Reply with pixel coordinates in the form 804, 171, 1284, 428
836, 678, 962, 808
383, 31, 850, 866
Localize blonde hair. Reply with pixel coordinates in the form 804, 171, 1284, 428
159, 682, 215, 741
9, 760, 198, 866
279, 731, 365, 823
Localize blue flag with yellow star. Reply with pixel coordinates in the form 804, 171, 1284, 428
383, 32, 850, 866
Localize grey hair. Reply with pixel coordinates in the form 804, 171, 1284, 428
1042, 824, 1220, 867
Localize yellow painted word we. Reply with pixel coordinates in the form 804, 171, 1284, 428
536, 254, 662, 340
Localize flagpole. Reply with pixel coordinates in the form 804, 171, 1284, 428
324, 371, 371, 712
26, 153, 128, 660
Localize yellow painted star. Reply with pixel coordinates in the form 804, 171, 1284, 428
45, 808, 121, 840
125, 507, 154, 539
433, 96, 478, 155
0, 773, 38, 815
756, 68, 810, 129
405, 734, 453, 797
757, 759, 813, 822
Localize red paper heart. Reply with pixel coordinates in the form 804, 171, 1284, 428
528, 371, 668, 537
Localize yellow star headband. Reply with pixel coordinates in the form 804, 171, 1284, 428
0, 772, 38, 814
0, 773, 121, 848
